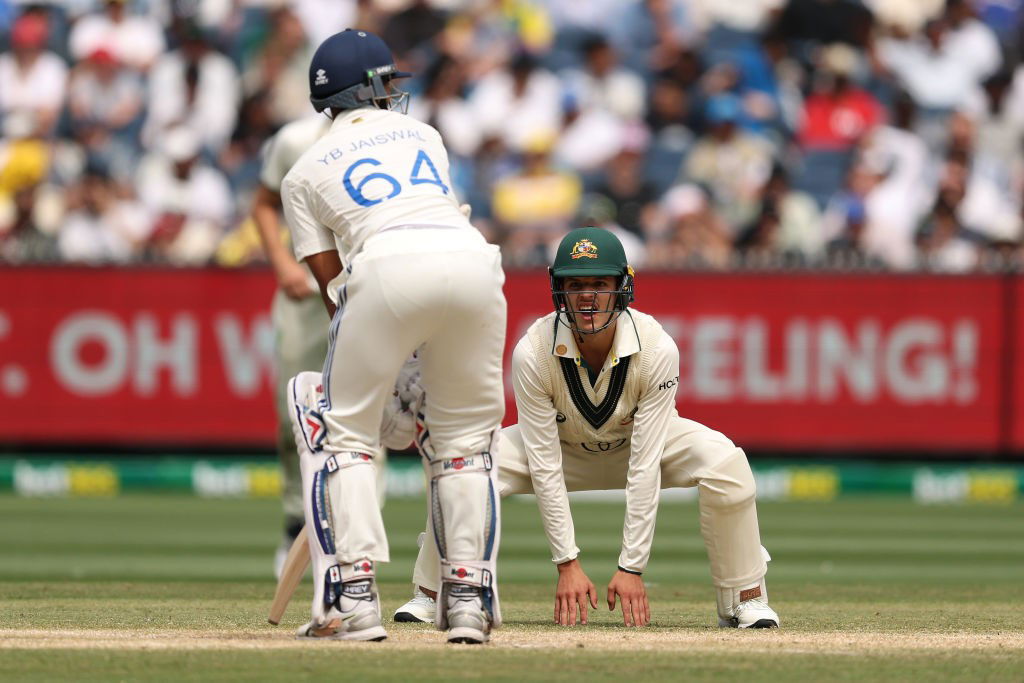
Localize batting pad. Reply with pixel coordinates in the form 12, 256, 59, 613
289, 372, 384, 627
425, 435, 502, 631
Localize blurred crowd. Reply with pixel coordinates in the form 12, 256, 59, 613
2, 0, 1024, 272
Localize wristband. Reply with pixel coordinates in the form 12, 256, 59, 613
617, 565, 642, 576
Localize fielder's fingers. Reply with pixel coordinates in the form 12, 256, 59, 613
621, 596, 633, 626
589, 584, 599, 609
554, 597, 559, 624
558, 596, 569, 626
569, 596, 578, 626
607, 586, 616, 612
643, 594, 651, 626
578, 593, 589, 625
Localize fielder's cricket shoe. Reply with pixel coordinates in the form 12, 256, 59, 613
716, 575, 779, 629
393, 587, 436, 623
719, 599, 780, 629
445, 584, 490, 644
296, 579, 388, 641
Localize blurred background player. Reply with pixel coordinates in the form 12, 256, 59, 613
251, 113, 387, 579
396, 227, 778, 629
280, 29, 506, 644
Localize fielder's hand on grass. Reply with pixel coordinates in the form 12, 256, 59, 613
607, 570, 650, 627
554, 559, 598, 626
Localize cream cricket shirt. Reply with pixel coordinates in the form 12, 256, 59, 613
280, 107, 471, 301
512, 309, 681, 572
260, 115, 331, 193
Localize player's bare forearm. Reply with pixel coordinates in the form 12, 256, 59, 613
251, 185, 289, 269
304, 249, 343, 319
554, 558, 597, 626
607, 569, 650, 627
251, 185, 315, 300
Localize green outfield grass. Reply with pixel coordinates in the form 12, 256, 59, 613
1, 494, 1022, 681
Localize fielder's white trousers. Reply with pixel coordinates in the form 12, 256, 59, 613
414, 417, 767, 590
321, 226, 506, 564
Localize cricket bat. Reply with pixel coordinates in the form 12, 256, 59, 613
267, 524, 311, 625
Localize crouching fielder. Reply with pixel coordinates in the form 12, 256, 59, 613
397, 227, 778, 629
281, 29, 505, 644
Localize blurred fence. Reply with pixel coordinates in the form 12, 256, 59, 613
2, 457, 1020, 504
0, 266, 1021, 457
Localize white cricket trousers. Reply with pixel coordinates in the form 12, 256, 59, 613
321, 226, 506, 565
413, 417, 767, 590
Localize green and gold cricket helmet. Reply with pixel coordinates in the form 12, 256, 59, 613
551, 226, 630, 279
549, 227, 635, 330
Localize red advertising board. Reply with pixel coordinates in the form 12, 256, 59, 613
504, 273, 1008, 452
0, 267, 278, 446
1012, 277, 1024, 452
0, 268, 1017, 453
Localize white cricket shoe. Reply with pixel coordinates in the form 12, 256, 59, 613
393, 587, 436, 623
719, 599, 780, 629
296, 579, 388, 641
445, 584, 490, 644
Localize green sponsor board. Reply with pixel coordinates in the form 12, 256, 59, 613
0, 458, 1019, 503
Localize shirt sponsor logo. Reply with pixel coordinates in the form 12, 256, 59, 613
658, 376, 679, 391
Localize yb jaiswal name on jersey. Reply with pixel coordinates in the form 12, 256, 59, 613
315, 128, 428, 165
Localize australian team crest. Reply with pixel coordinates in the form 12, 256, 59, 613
570, 239, 598, 259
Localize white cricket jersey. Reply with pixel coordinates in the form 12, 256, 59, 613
512, 309, 681, 572
259, 115, 332, 193
280, 107, 472, 271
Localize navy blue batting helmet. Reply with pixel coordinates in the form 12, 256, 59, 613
308, 29, 411, 113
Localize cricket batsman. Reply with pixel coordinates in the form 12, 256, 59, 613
396, 227, 779, 629
280, 29, 505, 644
